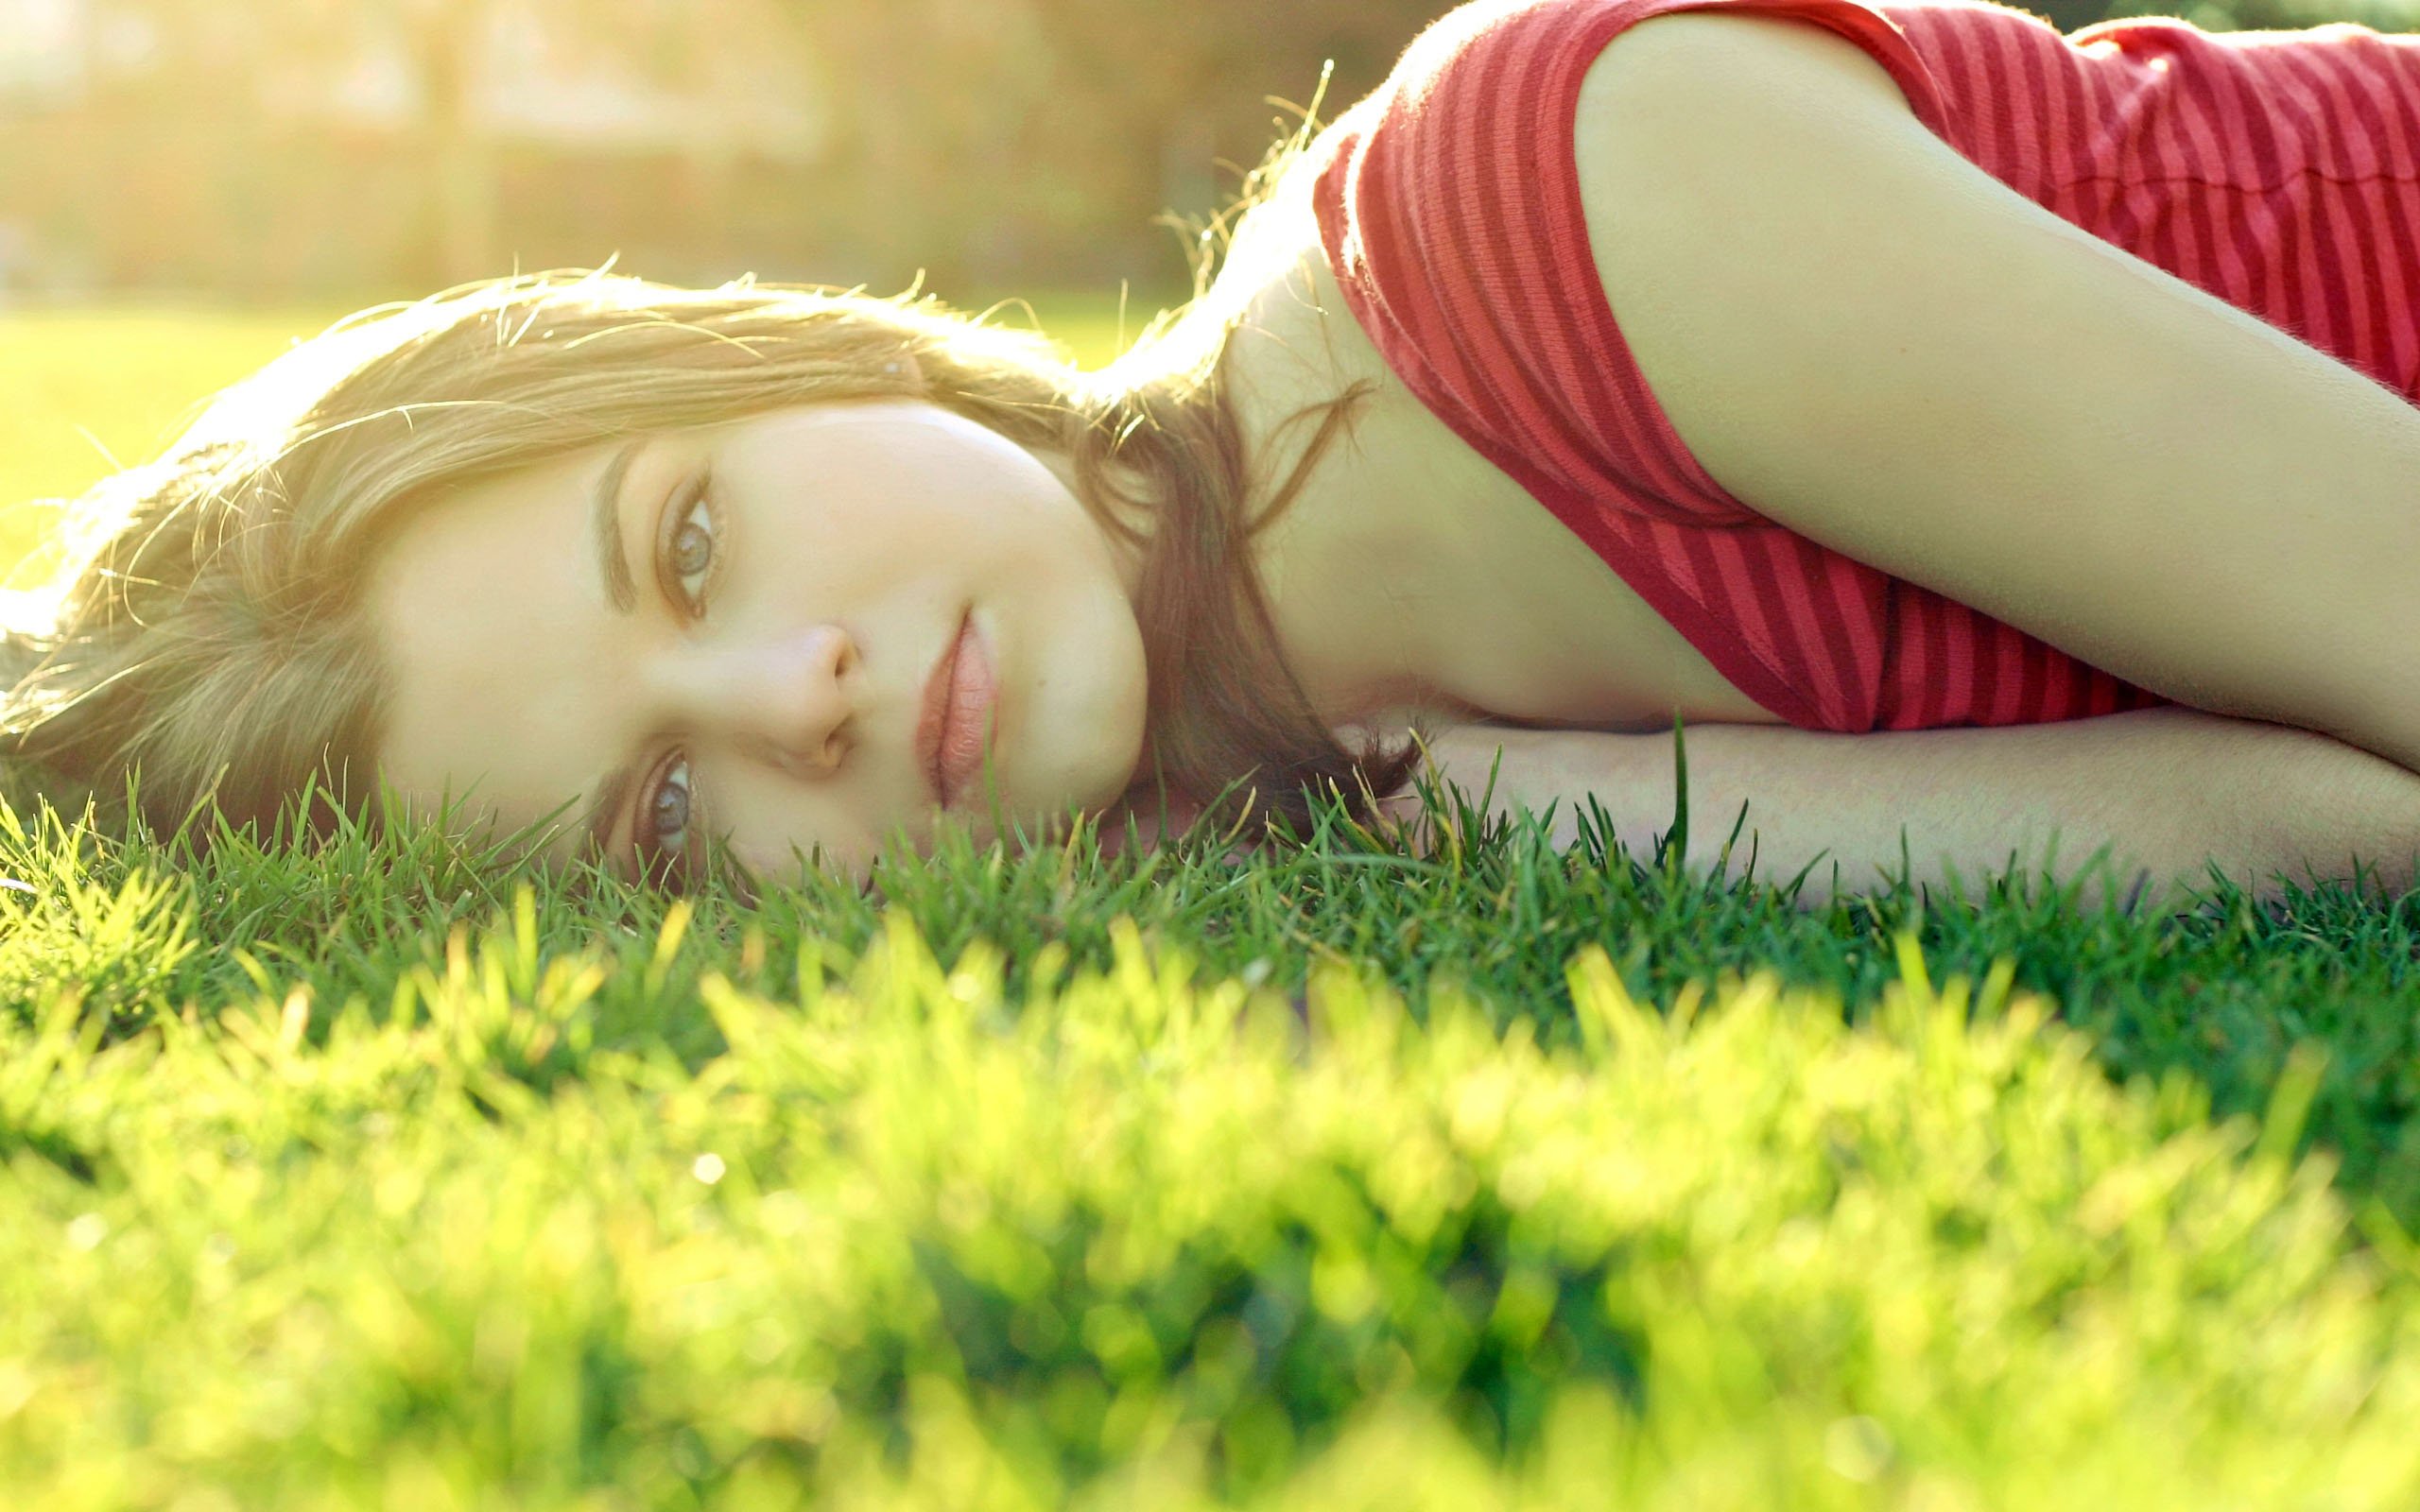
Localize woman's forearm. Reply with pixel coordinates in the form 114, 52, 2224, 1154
1397, 709, 2420, 913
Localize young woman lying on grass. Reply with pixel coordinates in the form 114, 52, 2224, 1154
7, 0, 2420, 914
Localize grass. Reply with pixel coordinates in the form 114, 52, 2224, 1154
5, 303, 2420, 1506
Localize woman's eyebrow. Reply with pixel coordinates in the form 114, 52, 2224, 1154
579, 434, 650, 864
592, 437, 648, 614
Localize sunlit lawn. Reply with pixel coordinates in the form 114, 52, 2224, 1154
6, 297, 2420, 1505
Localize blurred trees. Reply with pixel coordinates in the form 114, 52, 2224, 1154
782, 0, 1443, 291
0, 0, 830, 295
0, 0, 2412, 305
90, 0, 822, 289
0, 0, 1448, 301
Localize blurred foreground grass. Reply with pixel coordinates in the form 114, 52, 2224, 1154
0, 293, 1144, 583
5, 813, 2420, 1506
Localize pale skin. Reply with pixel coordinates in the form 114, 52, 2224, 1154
373, 10, 2420, 908
372, 403, 1158, 888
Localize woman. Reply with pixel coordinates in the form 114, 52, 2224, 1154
6, 0, 2420, 910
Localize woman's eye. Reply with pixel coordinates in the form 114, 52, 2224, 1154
642, 755, 693, 864
662, 483, 717, 616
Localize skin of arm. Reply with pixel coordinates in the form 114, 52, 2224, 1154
1574, 13, 2420, 778
1377, 709, 2420, 915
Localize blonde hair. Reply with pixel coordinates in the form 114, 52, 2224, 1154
0, 251, 1422, 856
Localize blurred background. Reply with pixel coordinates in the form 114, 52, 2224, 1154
1, 0, 2414, 561
7, 0, 2411, 307
0, 0, 1461, 305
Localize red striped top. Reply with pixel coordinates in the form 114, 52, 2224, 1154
1307, 0, 2420, 730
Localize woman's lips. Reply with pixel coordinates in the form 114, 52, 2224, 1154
918, 610, 998, 809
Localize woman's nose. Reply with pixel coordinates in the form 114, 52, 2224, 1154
668, 624, 859, 775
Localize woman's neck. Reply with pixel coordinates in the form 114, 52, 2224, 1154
1214, 249, 1489, 734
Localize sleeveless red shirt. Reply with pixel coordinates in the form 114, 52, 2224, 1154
1307, 0, 2420, 730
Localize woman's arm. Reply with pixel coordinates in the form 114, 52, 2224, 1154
1575, 13, 2420, 775
1384, 709, 2420, 914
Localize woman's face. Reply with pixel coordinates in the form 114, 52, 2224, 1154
368, 399, 1151, 888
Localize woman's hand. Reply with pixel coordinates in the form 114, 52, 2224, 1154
1363, 709, 2420, 912
1052, 708, 2420, 911
1364, 722, 1607, 858
1072, 725, 1566, 865
1085, 789, 1212, 860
